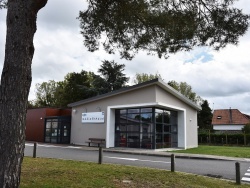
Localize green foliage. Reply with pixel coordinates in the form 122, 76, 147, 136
133, 72, 162, 84
198, 132, 250, 146
167, 80, 202, 103
198, 100, 213, 129
0, 0, 7, 9
98, 60, 129, 92
33, 61, 129, 107
79, 0, 249, 60
60, 70, 98, 106
242, 123, 250, 134
34, 80, 59, 107
27, 100, 38, 109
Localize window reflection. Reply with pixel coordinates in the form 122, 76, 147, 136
115, 108, 178, 149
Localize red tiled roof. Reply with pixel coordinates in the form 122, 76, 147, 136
212, 109, 250, 125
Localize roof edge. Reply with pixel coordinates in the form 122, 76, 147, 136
68, 78, 201, 111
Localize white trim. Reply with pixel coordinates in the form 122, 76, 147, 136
106, 108, 110, 148
213, 125, 244, 131
106, 102, 186, 149
184, 111, 187, 149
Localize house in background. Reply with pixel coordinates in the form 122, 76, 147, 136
212, 109, 250, 132
26, 108, 71, 144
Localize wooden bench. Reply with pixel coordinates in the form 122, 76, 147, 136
86, 138, 105, 147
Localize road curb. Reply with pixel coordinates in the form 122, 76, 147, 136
103, 149, 247, 162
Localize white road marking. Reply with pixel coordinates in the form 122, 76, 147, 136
67, 146, 82, 149
242, 177, 250, 182
105, 156, 139, 161
138, 159, 171, 164
248, 169, 250, 172
245, 173, 250, 176
25, 143, 81, 149
105, 156, 170, 164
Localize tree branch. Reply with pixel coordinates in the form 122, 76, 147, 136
30, 0, 48, 13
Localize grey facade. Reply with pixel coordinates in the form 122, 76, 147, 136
68, 78, 201, 149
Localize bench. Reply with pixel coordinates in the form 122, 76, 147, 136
86, 138, 105, 147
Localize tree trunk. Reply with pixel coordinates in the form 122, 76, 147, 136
0, 0, 47, 187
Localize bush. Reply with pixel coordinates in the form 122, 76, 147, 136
242, 123, 250, 134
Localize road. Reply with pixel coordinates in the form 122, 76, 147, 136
24, 143, 250, 183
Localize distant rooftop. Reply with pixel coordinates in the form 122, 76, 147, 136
212, 109, 250, 125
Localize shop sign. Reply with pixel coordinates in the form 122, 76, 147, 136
82, 112, 105, 123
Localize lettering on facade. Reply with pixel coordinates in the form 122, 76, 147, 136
82, 112, 105, 123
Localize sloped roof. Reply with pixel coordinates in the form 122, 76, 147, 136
212, 109, 250, 125
68, 78, 201, 111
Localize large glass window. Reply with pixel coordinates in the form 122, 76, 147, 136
155, 109, 178, 149
115, 107, 178, 149
115, 108, 153, 148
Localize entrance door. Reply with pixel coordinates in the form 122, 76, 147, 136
44, 116, 71, 144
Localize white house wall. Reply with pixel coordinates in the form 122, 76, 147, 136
155, 86, 198, 148
70, 85, 156, 146
213, 125, 244, 131
70, 84, 199, 149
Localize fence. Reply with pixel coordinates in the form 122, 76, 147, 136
198, 130, 250, 146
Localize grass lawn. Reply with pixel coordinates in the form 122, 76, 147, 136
171, 145, 250, 158
21, 157, 249, 188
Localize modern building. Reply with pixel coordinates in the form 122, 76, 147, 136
212, 109, 250, 132
68, 78, 201, 149
26, 108, 71, 144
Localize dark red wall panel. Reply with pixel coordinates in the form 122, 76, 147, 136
26, 108, 72, 142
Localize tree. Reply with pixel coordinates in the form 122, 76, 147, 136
133, 72, 162, 84
34, 80, 58, 107
168, 80, 201, 103
98, 60, 129, 92
198, 100, 213, 130
242, 123, 250, 134
79, 0, 249, 60
27, 100, 38, 109
32, 69, 117, 108
0, 1, 249, 187
0, 1, 48, 187
59, 70, 99, 106
0, 0, 7, 9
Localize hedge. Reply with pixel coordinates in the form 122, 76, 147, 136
198, 133, 250, 145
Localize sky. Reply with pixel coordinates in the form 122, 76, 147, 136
0, 0, 250, 114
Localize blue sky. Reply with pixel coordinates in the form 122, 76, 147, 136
0, 0, 250, 114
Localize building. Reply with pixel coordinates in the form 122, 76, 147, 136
26, 108, 71, 144
68, 78, 201, 149
212, 109, 250, 132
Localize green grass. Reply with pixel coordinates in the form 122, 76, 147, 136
171, 145, 250, 158
21, 157, 249, 188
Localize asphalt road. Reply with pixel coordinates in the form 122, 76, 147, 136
24, 143, 250, 183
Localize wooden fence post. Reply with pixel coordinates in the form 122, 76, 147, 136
244, 132, 246, 146
226, 133, 228, 145
208, 130, 211, 144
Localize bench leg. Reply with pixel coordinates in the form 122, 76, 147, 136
88, 142, 90, 147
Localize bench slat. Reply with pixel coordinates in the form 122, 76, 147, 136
86, 138, 105, 147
